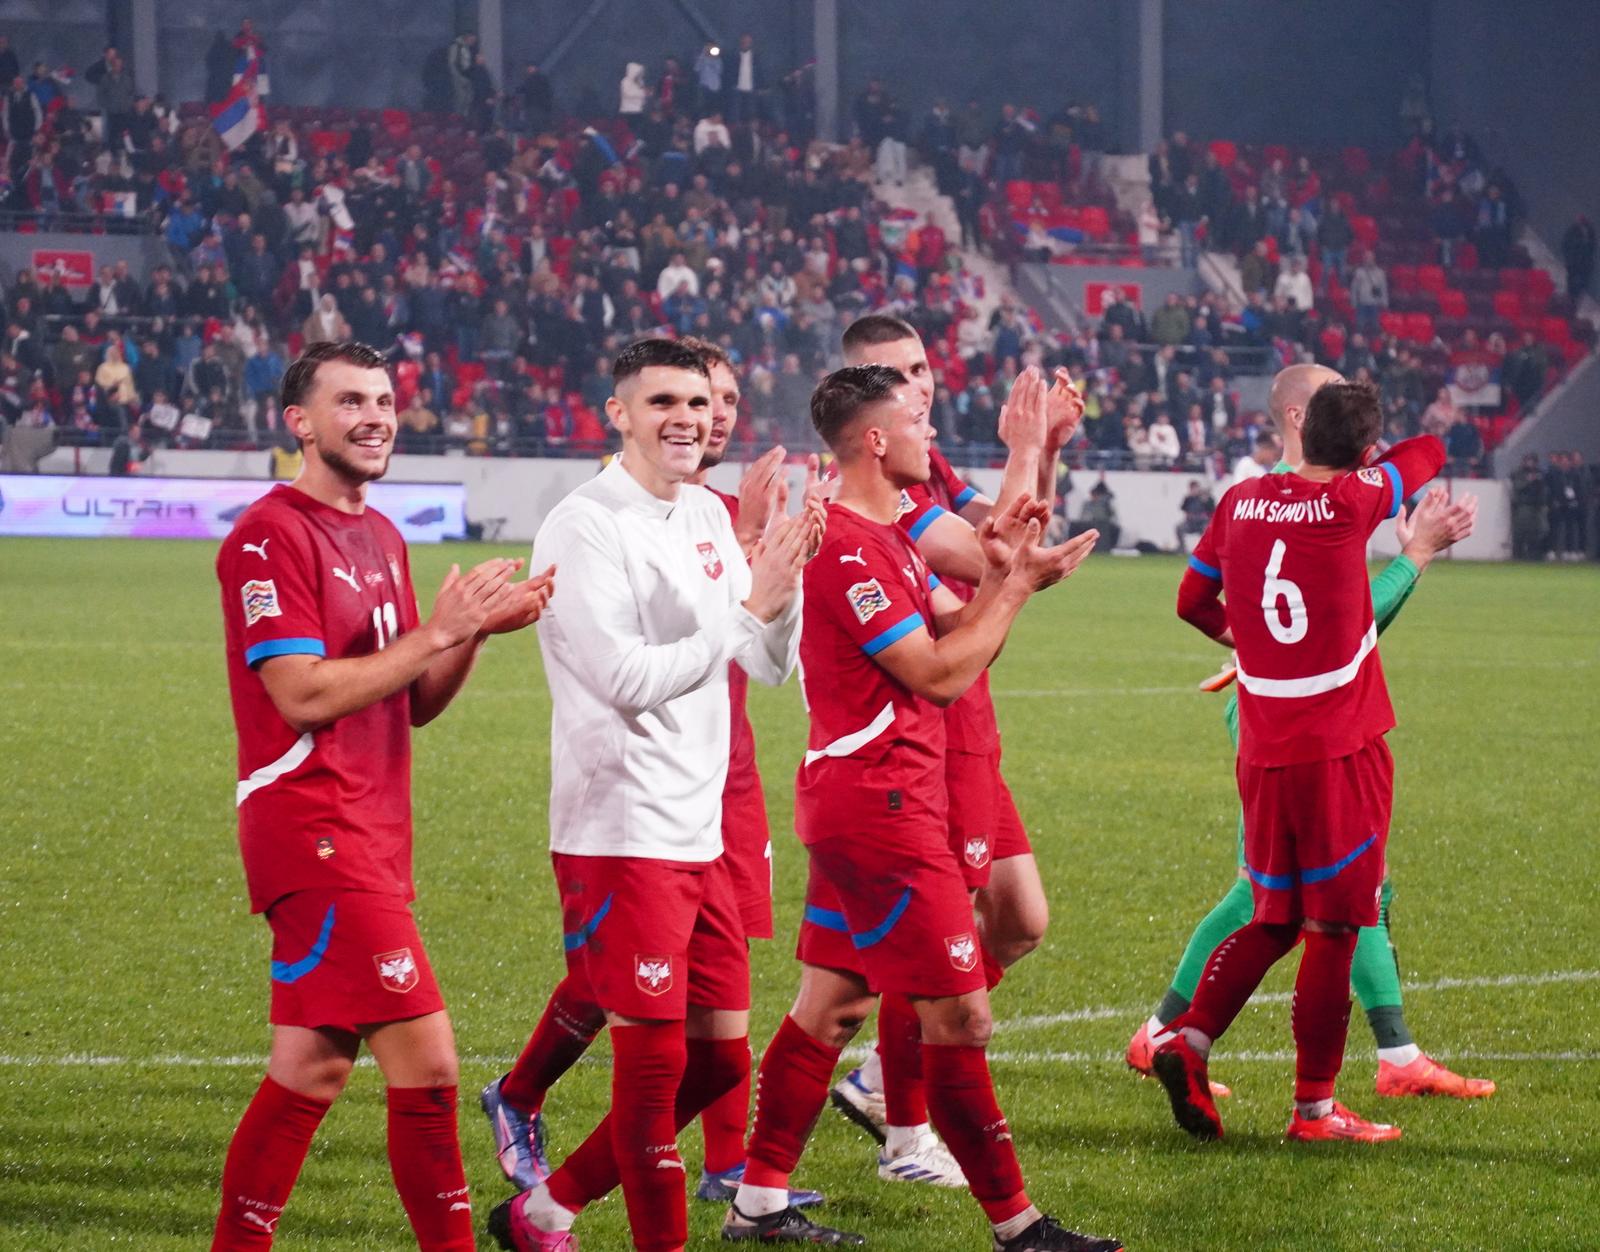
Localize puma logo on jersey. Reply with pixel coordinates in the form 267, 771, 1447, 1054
839, 547, 867, 566
241, 538, 270, 560
331, 566, 361, 592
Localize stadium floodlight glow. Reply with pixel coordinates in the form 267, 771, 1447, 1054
708, 45, 720, 56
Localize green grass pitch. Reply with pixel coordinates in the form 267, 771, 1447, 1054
2, 537, 1597, 1251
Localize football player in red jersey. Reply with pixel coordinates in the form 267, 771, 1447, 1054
725, 364, 1121, 1252
824, 315, 1082, 1179
479, 338, 825, 1212
1159, 379, 1447, 1144
211, 341, 552, 1250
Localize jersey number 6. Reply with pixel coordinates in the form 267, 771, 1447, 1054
1261, 539, 1308, 644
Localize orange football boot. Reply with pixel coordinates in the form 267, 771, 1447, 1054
1285, 1101, 1402, 1143
1376, 1054, 1496, 1099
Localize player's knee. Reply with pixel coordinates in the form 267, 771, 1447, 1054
1303, 918, 1357, 935
280, 1055, 355, 1102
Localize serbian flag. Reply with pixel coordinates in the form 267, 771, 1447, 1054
28, 67, 73, 117
212, 47, 265, 151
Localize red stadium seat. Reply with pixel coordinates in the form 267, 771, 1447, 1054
1208, 140, 1238, 168
1524, 269, 1556, 300
1436, 289, 1468, 318
1351, 215, 1379, 249
1499, 267, 1529, 292
1379, 311, 1407, 340
1034, 181, 1063, 210
1341, 147, 1371, 176
1493, 290, 1523, 319
1080, 206, 1110, 239
1403, 312, 1434, 342
1263, 143, 1291, 166
1522, 290, 1553, 316
1416, 264, 1446, 293
1453, 241, 1478, 270
1541, 316, 1574, 344
1390, 264, 1418, 294
1005, 181, 1033, 208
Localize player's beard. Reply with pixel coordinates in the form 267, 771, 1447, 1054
697, 444, 726, 472
320, 439, 392, 484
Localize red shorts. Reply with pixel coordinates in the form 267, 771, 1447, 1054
267, 889, 444, 1033
797, 807, 985, 998
553, 852, 750, 1020
1238, 737, 1394, 927
946, 749, 1032, 889
720, 770, 774, 940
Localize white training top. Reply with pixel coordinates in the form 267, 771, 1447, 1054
533, 457, 801, 861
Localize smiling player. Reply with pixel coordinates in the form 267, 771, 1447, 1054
488, 338, 821, 1252
211, 341, 551, 1250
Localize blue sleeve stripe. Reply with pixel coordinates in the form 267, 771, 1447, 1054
861, 613, 925, 655
1379, 460, 1404, 519
905, 504, 947, 541
245, 637, 327, 667
953, 484, 978, 509
928, 574, 942, 590
1187, 555, 1222, 581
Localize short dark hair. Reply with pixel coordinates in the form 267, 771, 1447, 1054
677, 335, 732, 374
281, 340, 389, 410
612, 337, 708, 384
810, 364, 907, 449
841, 314, 919, 357
1302, 381, 1383, 469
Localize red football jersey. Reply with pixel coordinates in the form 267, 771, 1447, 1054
1187, 437, 1445, 766
897, 449, 1000, 754
795, 502, 946, 842
710, 487, 757, 779
216, 485, 421, 912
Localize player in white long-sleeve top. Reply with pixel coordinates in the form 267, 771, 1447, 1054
489, 338, 823, 1252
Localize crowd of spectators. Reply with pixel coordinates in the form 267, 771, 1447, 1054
0, 27, 1588, 484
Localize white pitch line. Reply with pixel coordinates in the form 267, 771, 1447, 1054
4, 969, 1593, 1071
4, 1048, 1594, 1070
994, 968, 1600, 1034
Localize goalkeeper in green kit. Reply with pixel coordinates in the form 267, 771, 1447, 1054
1126, 365, 1496, 1102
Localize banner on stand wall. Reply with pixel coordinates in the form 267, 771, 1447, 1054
0, 476, 466, 543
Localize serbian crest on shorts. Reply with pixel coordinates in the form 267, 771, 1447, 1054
697, 541, 724, 580
946, 933, 978, 972
963, 835, 991, 869
635, 954, 674, 996
374, 948, 419, 993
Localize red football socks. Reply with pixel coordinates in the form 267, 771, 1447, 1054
547, 1034, 749, 1210
743, 1015, 844, 1189
1292, 928, 1360, 1103
877, 992, 928, 1128
500, 974, 604, 1112
1176, 920, 1300, 1042
210, 1076, 330, 1250
386, 1086, 474, 1251
921, 1042, 1027, 1218
698, 1051, 754, 1174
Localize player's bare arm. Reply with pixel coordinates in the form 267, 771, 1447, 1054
733, 446, 788, 555
1397, 487, 1478, 571
874, 509, 1091, 706
412, 560, 557, 726
258, 557, 520, 732
743, 507, 817, 622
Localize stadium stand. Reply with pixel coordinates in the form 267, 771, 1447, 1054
0, 35, 1590, 483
